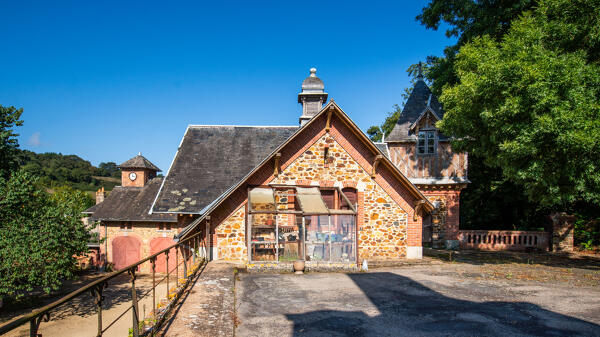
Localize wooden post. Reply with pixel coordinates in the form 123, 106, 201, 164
130, 269, 139, 337
151, 258, 156, 316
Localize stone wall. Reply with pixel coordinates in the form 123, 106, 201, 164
215, 206, 247, 262
552, 213, 575, 252
271, 134, 409, 261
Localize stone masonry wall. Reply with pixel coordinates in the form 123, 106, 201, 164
271, 134, 409, 261
215, 206, 247, 262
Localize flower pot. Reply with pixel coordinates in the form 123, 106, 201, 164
293, 260, 305, 274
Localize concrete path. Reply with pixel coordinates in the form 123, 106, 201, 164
158, 262, 235, 337
236, 264, 600, 336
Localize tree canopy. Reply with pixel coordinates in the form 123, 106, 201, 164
0, 105, 24, 179
0, 106, 96, 300
438, 0, 600, 209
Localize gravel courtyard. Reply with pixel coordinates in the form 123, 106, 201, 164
236, 255, 600, 336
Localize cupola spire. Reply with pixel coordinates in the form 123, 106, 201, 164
298, 67, 328, 125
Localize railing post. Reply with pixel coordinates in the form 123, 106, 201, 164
29, 313, 49, 337
193, 236, 197, 265
129, 269, 139, 337
182, 245, 188, 279
91, 283, 105, 337
166, 251, 170, 300
151, 257, 156, 316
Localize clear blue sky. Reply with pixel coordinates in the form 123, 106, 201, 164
1, 1, 453, 171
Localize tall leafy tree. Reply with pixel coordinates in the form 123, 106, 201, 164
0, 171, 92, 299
438, 0, 600, 209
416, 0, 537, 95
0, 105, 24, 178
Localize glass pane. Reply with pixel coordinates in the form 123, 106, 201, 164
418, 146, 425, 154
428, 146, 434, 154
427, 131, 435, 139
251, 243, 276, 261
250, 188, 275, 211
305, 215, 330, 261
330, 215, 356, 262
278, 215, 303, 262
320, 189, 335, 209
251, 214, 276, 243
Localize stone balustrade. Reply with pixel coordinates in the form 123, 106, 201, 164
459, 230, 549, 251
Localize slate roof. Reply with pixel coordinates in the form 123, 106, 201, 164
151, 125, 298, 214
86, 178, 177, 222
118, 154, 161, 171
386, 79, 447, 142
374, 142, 390, 158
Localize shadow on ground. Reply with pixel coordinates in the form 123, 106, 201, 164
285, 272, 600, 336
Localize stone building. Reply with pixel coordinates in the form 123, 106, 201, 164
150, 68, 435, 266
382, 68, 469, 249
88, 68, 463, 270
84, 154, 179, 272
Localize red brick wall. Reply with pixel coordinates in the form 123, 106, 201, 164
121, 169, 156, 187
421, 189, 461, 241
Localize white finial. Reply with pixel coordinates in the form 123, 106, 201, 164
138, 152, 141, 156
382, 133, 385, 143
310, 68, 317, 77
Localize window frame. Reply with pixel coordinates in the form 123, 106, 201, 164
247, 185, 357, 263
417, 129, 437, 156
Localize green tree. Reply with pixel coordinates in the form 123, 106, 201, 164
98, 161, 120, 178
438, 0, 600, 209
416, 0, 537, 95
0, 171, 92, 299
0, 105, 24, 178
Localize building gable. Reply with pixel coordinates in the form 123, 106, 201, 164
177, 101, 432, 241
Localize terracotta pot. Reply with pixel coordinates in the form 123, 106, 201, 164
293, 260, 305, 273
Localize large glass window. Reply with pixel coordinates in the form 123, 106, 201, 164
248, 186, 357, 263
417, 130, 436, 155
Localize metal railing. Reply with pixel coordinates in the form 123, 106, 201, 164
0, 231, 206, 337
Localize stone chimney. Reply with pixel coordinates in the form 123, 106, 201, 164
95, 187, 105, 204
298, 68, 328, 125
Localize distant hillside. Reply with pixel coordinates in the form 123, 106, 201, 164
17, 150, 121, 192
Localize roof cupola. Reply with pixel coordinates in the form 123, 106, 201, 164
298, 68, 328, 125
118, 153, 161, 187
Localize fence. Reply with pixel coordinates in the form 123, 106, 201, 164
0, 231, 206, 337
459, 230, 550, 251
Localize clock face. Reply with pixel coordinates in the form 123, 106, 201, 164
129, 172, 137, 181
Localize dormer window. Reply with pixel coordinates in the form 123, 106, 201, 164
418, 130, 436, 155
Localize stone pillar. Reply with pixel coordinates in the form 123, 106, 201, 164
552, 213, 575, 252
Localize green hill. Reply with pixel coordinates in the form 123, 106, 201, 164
17, 150, 121, 192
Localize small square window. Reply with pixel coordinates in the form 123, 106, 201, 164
418, 131, 436, 155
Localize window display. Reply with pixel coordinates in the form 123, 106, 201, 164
248, 186, 357, 263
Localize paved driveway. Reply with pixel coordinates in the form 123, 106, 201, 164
236, 263, 600, 336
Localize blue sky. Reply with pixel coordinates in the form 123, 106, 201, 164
1, 1, 453, 171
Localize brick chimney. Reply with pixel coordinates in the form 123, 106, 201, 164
95, 187, 105, 204
298, 68, 328, 126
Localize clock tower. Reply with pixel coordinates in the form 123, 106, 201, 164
118, 153, 161, 187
